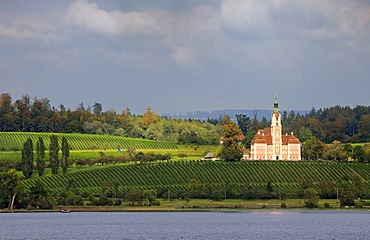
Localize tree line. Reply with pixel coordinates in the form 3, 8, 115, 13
20, 135, 70, 178
0, 93, 221, 145
0, 93, 369, 149
1, 171, 365, 210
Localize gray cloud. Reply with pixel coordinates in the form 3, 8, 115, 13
0, 0, 369, 114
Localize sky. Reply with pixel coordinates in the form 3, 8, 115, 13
1, 0, 370, 115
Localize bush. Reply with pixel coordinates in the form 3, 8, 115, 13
324, 202, 331, 208
304, 188, 319, 208
354, 200, 363, 209
114, 199, 122, 206
67, 195, 84, 206
88, 194, 98, 205
281, 202, 287, 208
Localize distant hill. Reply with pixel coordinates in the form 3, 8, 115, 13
163, 109, 310, 121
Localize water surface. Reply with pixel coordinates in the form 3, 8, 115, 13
1, 210, 369, 239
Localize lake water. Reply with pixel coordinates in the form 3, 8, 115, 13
0, 210, 369, 239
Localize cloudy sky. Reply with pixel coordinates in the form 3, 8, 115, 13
1, 0, 369, 114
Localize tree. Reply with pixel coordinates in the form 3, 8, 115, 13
266, 180, 274, 199
304, 188, 319, 208
343, 143, 353, 160
0, 169, 23, 210
338, 176, 356, 207
266, 180, 273, 194
302, 136, 325, 160
325, 141, 345, 161
14, 95, 32, 132
353, 145, 365, 162
236, 114, 250, 136
49, 135, 59, 174
297, 126, 313, 143
297, 179, 312, 197
21, 138, 34, 178
0, 93, 17, 131
61, 136, 70, 174
29, 179, 53, 209
142, 190, 160, 206
92, 102, 103, 115
318, 180, 336, 199
36, 137, 46, 177
219, 119, 243, 162
139, 106, 160, 131
338, 173, 364, 207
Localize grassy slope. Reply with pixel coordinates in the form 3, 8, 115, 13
22, 161, 370, 196
0, 132, 177, 152
0, 145, 218, 162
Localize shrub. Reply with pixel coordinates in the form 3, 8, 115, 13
67, 195, 84, 206
354, 200, 363, 209
114, 199, 122, 206
281, 202, 287, 208
324, 202, 331, 208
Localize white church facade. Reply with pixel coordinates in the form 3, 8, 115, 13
250, 97, 301, 161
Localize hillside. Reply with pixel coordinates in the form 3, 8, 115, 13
0, 132, 177, 151
22, 161, 370, 197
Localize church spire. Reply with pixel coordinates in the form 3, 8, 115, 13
273, 94, 279, 112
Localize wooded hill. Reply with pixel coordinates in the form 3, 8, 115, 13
0, 93, 369, 146
22, 161, 370, 198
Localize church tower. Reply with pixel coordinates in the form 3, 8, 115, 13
271, 96, 282, 160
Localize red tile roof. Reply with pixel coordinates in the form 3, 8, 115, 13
251, 128, 300, 145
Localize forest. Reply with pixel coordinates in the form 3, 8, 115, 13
0, 93, 369, 147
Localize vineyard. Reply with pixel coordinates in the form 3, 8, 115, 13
0, 132, 178, 151
22, 161, 370, 197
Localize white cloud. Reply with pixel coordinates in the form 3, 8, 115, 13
66, 0, 161, 36
0, 24, 33, 38
220, 0, 370, 42
171, 47, 195, 65
65, 1, 222, 66
221, 0, 270, 31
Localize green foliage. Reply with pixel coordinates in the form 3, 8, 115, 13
49, 135, 59, 175
236, 114, 250, 136
1, 93, 370, 146
353, 145, 366, 162
318, 180, 336, 199
0, 169, 23, 209
297, 179, 312, 197
219, 120, 243, 162
266, 180, 273, 194
304, 188, 319, 208
324, 141, 346, 161
338, 173, 364, 207
21, 138, 34, 178
61, 137, 70, 174
324, 202, 331, 208
36, 137, 45, 177
302, 136, 325, 160
29, 179, 54, 209
0, 132, 178, 152
21, 161, 369, 198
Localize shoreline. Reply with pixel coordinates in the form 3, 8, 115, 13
1, 206, 367, 213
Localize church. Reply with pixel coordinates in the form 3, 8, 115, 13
249, 97, 301, 161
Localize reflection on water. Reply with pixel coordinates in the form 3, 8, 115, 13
0, 210, 369, 239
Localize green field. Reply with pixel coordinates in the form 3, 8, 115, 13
22, 161, 370, 197
0, 132, 178, 152
0, 143, 216, 162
